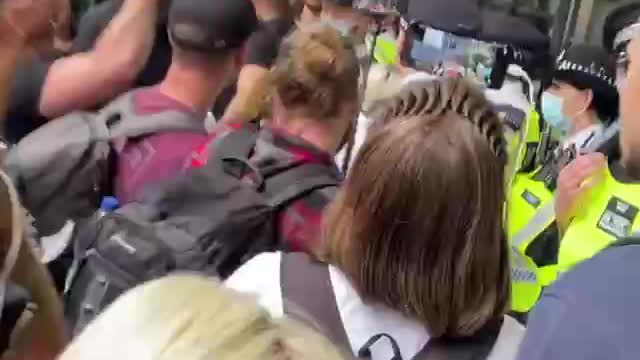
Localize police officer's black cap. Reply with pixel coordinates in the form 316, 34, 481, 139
554, 44, 618, 122
603, 3, 640, 53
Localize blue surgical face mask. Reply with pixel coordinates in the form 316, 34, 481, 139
541, 92, 570, 134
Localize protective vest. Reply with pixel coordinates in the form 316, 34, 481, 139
507, 165, 553, 313
519, 109, 541, 173
507, 171, 554, 246
373, 35, 399, 66
558, 165, 640, 272
510, 246, 542, 313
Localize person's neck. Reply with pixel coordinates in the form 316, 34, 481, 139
301, 6, 320, 22
253, 2, 279, 22
273, 116, 337, 154
158, 65, 224, 113
571, 111, 600, 134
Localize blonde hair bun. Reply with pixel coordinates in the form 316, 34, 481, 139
273, 22, 359, 119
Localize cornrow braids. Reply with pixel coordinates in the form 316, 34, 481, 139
366, 77, 508, 164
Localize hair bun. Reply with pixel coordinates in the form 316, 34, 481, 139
294, 25, 347, 81
272, 23, 360, 120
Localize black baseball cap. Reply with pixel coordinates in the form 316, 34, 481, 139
168, 0, 258, 53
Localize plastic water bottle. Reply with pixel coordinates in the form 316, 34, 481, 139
99, 196, 120, 216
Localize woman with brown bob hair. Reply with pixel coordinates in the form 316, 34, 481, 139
226, 78, 523, 360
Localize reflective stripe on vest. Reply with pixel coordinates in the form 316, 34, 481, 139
507, 173, 554, 252
512, 200, 555, 250
558, 165, 640, 271
510, 246, 542, 313
525, 109, 541, 144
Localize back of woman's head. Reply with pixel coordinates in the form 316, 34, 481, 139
272, 22, 360, 121
323, 78, 510, 338
59, 275, 349, 360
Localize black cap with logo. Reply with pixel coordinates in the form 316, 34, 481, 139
168, 0, 258, 53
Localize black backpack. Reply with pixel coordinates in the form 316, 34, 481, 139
4, 91, 206, 237
64, 128, 340, 334
281, 253, 518, 360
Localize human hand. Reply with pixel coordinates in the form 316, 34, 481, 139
555, 153, 607, 231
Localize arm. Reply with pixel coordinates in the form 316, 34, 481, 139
221, 25, 285, 124
39, 0, 160, 118
0, 0, 52, 136
221, 64, 272, 124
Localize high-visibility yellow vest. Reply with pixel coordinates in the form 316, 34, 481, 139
505, 110, 550, 313
525, 109, 541, 145
558, 165, 640, 272
517, 109, 541, 173
373, 35, 398, 66
504, 107, 539, 191
507, 172, 554, 247
510, 246, 542, 313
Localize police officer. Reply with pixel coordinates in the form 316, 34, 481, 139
541, 45, 618, 150
509, 45, 618, 241
551, 22, 640, 281
508, 44, 619, 314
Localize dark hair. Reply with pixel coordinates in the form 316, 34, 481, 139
603, 3, 640, 53
568, 80, 619, 124
322, 78, 510, 338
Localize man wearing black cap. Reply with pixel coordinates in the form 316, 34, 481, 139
112, 0, 258, 204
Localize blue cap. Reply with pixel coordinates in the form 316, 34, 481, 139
100, 197, 120, 212
518, 243, 640, 360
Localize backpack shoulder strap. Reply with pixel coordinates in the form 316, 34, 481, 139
100, 92, 206, 140
412, 319, 503, 360
264, 163, 341, 208
280, 253, 351, 351
211, 124, 260, 160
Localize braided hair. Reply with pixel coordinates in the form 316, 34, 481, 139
366, 77, 508, 165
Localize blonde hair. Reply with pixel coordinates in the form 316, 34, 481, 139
272, 22, 360, 121
0, 169, 67, 359
59, 275, 350, 360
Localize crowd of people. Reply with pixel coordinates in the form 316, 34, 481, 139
1, 0, 640, 359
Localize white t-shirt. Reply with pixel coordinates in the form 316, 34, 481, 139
226, 252, 524, 360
